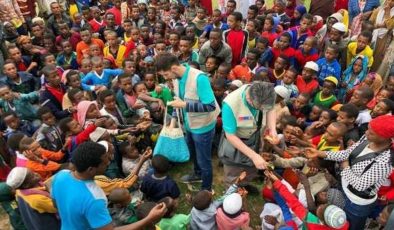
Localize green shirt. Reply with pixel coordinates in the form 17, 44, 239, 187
313, 91, 337, 109
158, 214, 190, 230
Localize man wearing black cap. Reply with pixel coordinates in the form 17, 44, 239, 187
219, 81, 278, 186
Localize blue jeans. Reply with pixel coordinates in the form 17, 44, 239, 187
344, 195, 377, 230
186, 128, 215, 190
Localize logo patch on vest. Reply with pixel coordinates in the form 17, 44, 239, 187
238, 116, 254, 121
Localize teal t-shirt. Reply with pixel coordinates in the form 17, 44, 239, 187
178, 65, 216, 134
222, 88, 258, 134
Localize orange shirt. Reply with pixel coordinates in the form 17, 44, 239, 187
228, 64, 253, 83
76, 38, 105, 64
26, 148, 64, 181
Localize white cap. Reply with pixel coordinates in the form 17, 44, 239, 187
304, 61, 319, 72
332, 22, 347, 33
223, 193, 242, 215
274, 85, 290, 101
98, 141, 109, 152
329, 13, 343, 23
230, 80, 243, 88
6, 167, 28, 189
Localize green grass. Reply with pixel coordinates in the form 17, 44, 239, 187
168, 156, 265, 228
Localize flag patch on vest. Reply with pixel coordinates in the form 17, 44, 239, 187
238, 116, 254, 121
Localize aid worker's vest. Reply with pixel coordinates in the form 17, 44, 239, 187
223, 85, 260, 139
173, 67, 221, 130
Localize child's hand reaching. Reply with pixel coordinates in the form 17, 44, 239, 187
235, 171, 247, 185
286, 146, 304, 156
94, 117, 107, 127
264, 215, 279, 227
155, 85, 162, 94
264, 170, 280, 182
24, 150, 43, 162
142, 147, 152, 161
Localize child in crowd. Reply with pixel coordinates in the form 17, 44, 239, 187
337, 103, 360, 148
141, 155, 180, 202
34, 107, 63, 152
0, 85, 38, 123
18, 136, 66, 180
190, 171, 246, 229
313, 76, 339, 109
347, 31, 374, 68
294, 36, 319, 72
229, 49, 259, 83
81, 56, 124, 91
261, 15, 280, 47
270, 54, 290, 83
296, 61, 319, 95
276, 67, 299, 98
120, 137, 151, 178
256, 37, 274, 67
56, 40, 79, 70
103, 31, 127, 68
224, 12, 249, 67
2, 112, 36, 139
316, 44, 341, 85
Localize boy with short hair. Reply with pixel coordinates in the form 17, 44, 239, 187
316, 44, 341, 86
223, 12, 249, 67
337, 103, 360, 148
228, 49, 259, 83
311, 122, 347, 151
312, 76, 339, 109
0, 85, 38, 122
81, 56, 124, 91
2, 60, 38, 94
321, 22, 348, 69
178, 36, 199, 64
2, 112, 35, 139
295, 61, 319, 95
347, 31, 374, 68
18, 136, 66, 180
34, 106, 63, 152
288, 13, 313, 49
349, 86, 374, 135
141, 155, 180, 202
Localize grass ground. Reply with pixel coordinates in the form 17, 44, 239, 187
0, 156, 265, 230
168, 156, 265, 229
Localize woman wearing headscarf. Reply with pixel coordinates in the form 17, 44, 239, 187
349, 0, 381, 39
338, 55, 369, 102
291, 5, 307, 27
306, 115, 394, 230
370, 0, 394, 76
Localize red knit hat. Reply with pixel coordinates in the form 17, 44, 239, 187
369, 115, 394, 139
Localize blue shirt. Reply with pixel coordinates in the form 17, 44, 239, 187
222, 87, 258, 134
51, 170, 112, 230
140, 173, 180, 202
178, 65, 216, 134
316, 58, 341, 86
81, 69, 124, 91
203, 23, 229, 33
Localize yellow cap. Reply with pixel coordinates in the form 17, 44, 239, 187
324, 76, 338, 86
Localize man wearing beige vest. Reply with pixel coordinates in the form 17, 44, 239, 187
218, 81, 278, 187
156, 53, 220, 191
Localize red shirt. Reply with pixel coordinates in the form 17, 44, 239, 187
55, 32, 81, 51
226, 29, 247, 67
294, 49, 319, 70
89, 19, 106, 33
106, 7, 122, 26
296, 75, 319, 95
261, 31, 279, 47
16, 61, 28, 71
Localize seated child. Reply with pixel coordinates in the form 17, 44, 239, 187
312, 76, 339, 109
287, 93, 311, 119
347, 31, 374, 68
7, 132, 28, 167
62, 70, 91, 110
103, 31, 127, 68
296, 61, 319, 95
190, 171, 246, 230
157, 196, 190, 230
141, 155, 180, 202
79, 58, 92, 76
367, 87, 394, 110
34, 106, 63, 152
0, 84, 39, 123
308, 109, 339, 139
58, 116, 104, 154
2, 112, 35, 139
18, 136, 66, 180
119, 137, 151, 178
205, 56, 222, 78
228, 49, 260, 83
136, 202, 166, 230
108, 188, 138, 226
274, 85, 291, 124
144, 72, 174, 108
216, 192, 250, 230
56, 40, 78, 70
276, 67, 299, 98
256, 37, 273, 67
122, 58, 141, 85
265, 170, 349, 229
99, 89, 127, 126
271, 32, 295, 67
81, 56, 124, 92
269, 54, 290, 83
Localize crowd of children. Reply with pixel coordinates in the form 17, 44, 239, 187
0, 0, 394, 229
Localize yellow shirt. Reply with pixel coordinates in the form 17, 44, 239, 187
94, 173, 138, 195
69, 4, 79, 20
15, 187, 57, 214
347, 42, 374, 67
103, 45, 127, 68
